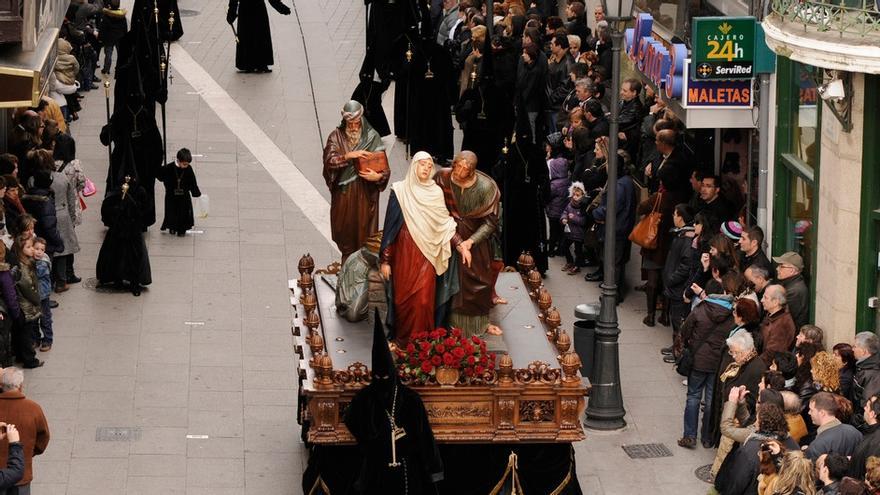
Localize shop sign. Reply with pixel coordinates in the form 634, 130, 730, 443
691, 17, 756, 81
682, 60, 753, 108
625, 13, 687, 99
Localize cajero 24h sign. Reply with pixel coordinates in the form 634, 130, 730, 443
692, 17, 756, 81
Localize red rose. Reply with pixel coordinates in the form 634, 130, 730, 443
409, 357, 418, 366
472, 336, 481, 344
443, 353, 455, 366
419, 350, 429, 361
480, 356, 488, 365
444, 337, 456, 347
467, 356, 476, 365
453, 347, 465, 359
420, 341, 431, 352
464, 344, 474, 354
452, 328, 462, 338
406, 343, 416, 353
430, 330, 440, 340
475, 365, 484, 374
421, 361, 433, 373
435, 344, 446, 354
431, 355, 442, 366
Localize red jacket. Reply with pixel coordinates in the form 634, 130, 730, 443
0, 390, 50, 485
759, 307, 796, 366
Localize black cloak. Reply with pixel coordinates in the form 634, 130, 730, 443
158, 162, 202, 234
343, 310, 444, 494
96, 179, 152, 288
226, 0, 290, 71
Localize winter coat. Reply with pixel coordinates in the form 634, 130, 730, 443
780, 273, 809, 330
516, 51, 548, 113
0, 390, 50, 486
15, 263, 41, 322
854, 353, 880, 413
804, 419, 863, 461
545, 53, 574, 111
758, 308, 796, 366
100, 8, 128, 46
592, 175, 636, 243
58, 159, 86, 226
715, 432, 798, 495
0, 265, 21, 319
561, 200, 587, 242
35, 259, 51, 300
54, 38, 80, 87
435, 5, 459, 45
662, 226, 695, 302
545, 158, 570, 220
21, 189, 64, 255
49, 171, 81, 256
840, 365, 855, 402
636, 190, 679, 266
681, 295, 735, 373
849, 423, 880, 479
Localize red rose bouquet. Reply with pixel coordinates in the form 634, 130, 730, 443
395, 327, 497, 384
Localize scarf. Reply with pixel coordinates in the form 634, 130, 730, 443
720, 350, 758, 383
391, 152, 458, 275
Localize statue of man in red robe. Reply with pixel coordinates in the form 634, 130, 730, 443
322, 100, 389, 262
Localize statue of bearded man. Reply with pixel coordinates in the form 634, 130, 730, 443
322, 100, 389, 262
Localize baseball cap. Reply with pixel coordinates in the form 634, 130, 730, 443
772, 251, 804, 271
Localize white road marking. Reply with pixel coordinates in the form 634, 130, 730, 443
168, 44, 337, 253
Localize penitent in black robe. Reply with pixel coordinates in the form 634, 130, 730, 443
158, 163, 202, 234
227, 0, 290, 71
96, 185, 152, 287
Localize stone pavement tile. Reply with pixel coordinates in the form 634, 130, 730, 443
186, 488, 243, 495
129, 427, 188, 456
28, 483, 68, 495
187, 437, 245, 459
135, 407, 189, 428
142, 301, 192, 317
243, 404, 296, 425
37, 393, 80, 422
190, 337, 242, 368
245, 472, 301, 495
135, 381, 189, 409
186, 458, 244, 488
80, 375, 137, 392
188, 409, 244, 437
241, 330, 294, 357
192, 292, 242, 323
194, 258, 240, 275
136, 362, 190, 383
138, 333, 191, 365
243, 370, 295, 391
34, 459, 71, 484
189, 391, 243, 412
67, 457, 127, 490
128, 454, 188, 477
243, 389, 297, 406
241, 317, 291, 335
197, 215, 239, 229
243, 423, 302, 454
193, 272, 241, 294
577, 475, 602, 494
190, 366, 243, 392
242, 355, 296, 373
126, 476, 187, 495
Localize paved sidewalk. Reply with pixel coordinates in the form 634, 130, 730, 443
26, 0, 714, 493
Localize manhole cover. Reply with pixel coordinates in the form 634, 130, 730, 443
621, 443, 673, 459
96, 427, 141, 442
695, 464, 714, 483
178, 9, 200, 17
83, 278, 134, 293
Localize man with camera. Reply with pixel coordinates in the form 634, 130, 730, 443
0, 368, 50, 494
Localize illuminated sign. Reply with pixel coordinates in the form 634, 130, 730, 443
691, 17, 756, 81
625, 13, 687, 99
682, 60, 753, 108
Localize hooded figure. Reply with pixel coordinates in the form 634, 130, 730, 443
344, 310, 444, 494
226, 0, 290, 72
379, 151, 458, 344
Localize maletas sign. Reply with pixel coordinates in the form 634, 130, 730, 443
691, 17, 756, 81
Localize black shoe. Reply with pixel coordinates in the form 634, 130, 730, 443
658, 312, 669, 326
584, 271, 603, 282
677, 437, 696, 449
661, 347, 673, 355
663, 355, 677, 364
643, 314, 655, 327
23, 359, 44, 369
49, 300, 59, 309
177, 231, 186, 237
90, 83, 99, 90
701, 439, 714, 449
68, 275, 82, 284
132, 286, 141, 296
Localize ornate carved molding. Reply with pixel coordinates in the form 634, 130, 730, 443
332, 362, 371, 387
514, 361, 561, 385
519, 400, 555, 423
426, 404, 492, 419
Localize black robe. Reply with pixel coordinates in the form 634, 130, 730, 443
402, 41, 455, 161
158, 163, 201, 233
344, 382, 444, 494
96, 185, 152, 287
227, 0, 289, 71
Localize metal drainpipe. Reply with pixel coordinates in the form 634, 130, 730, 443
757, 72, 770, 232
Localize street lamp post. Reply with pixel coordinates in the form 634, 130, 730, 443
583, 0, 634, 431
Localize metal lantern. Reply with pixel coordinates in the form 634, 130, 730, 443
601, 0, 635, 20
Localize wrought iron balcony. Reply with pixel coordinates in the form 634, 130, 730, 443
770, 0, 880, 37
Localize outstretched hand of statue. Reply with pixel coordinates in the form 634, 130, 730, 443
345, 150, 372, 161
358, 169, 383, 182
457, 245, 472, 268
381, 263, 391, 280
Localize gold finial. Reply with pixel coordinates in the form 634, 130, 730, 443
502, 138, 508, 155
153, 1, 159, 24
103, 79, 111, 96
168, 10, 175, 30
405, 43, 413, 63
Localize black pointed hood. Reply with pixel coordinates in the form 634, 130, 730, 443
371, 308, 395, 380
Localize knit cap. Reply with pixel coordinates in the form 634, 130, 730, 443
721, 221, 743, 241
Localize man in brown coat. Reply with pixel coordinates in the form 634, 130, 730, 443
759, 284, 797, 366
0, 367, 49, 493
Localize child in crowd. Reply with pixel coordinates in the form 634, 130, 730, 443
560, 182, 588, 275
158, 148, 202, 237
12, 235, 42, 368
545, 135, 571, 257
17, 214, 35, 240
32, 237, 53, 352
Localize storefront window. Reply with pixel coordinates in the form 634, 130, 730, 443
774, 57, 821, 313
635, 0, 682, 34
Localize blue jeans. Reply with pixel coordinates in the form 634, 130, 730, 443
37, 299, 53, 344
683, 370, 715, 440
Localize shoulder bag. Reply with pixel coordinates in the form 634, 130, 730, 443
628, 192, 662, 250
